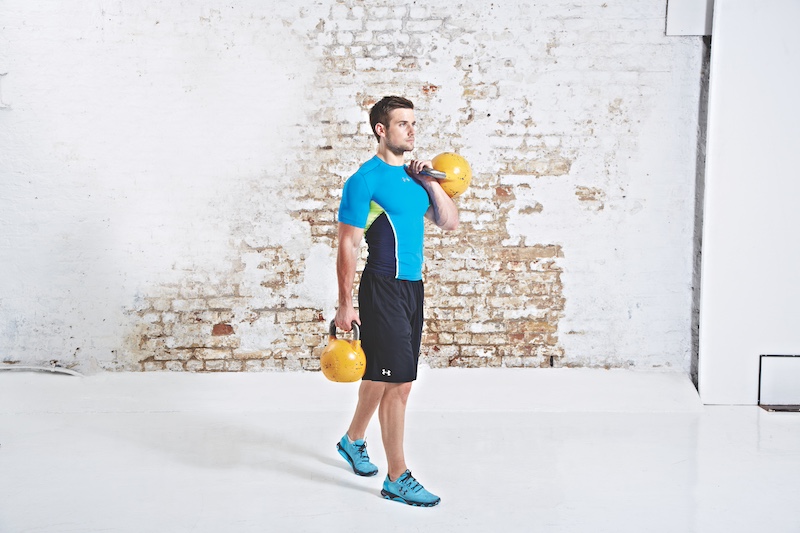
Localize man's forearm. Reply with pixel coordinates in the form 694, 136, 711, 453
336, 222, 364, 308
424, 181, 460, 231
337, 245, 357, 307
335, 223, 364, 330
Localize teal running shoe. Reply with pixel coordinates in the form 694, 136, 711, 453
381, 470, 441, 507
337, 435, 378, 477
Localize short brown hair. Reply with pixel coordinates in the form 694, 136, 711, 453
369, 96, 414, 142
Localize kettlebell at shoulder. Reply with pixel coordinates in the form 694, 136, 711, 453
320, 320, 366, 383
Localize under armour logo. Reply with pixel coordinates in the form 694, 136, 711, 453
401, 176, 411, 183
382, 369, 391, 376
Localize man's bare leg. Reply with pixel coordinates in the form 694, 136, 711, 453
346, 380, 385, 441
379, 382, 413, 481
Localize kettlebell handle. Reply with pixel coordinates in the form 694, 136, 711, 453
329, 320, 360, 341
404, 164, 446, 180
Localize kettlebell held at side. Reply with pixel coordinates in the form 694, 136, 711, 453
320, 320, 366, 383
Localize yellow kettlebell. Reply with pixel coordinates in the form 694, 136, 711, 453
430, 152, 472, 198
320, 320, 366, 383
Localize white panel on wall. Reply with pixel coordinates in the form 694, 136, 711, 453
759, 356, 800, 407
699, 0, 800, 404
666, 0, 715, 36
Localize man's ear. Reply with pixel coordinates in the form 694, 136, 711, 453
374, 122, 386, 138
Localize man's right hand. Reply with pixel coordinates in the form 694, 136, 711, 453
334, 305, 360, 332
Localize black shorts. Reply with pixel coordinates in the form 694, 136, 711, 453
358, 269, 424, 383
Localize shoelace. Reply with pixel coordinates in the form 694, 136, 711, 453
355, 443, 370, 462
397, 472, 422, 493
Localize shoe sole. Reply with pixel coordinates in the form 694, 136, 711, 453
381, 489, 441, 507
336, 443, 378, 477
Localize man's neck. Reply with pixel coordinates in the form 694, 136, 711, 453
376, 144, 405, 166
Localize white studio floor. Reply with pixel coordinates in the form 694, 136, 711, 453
1, 367, 799, 533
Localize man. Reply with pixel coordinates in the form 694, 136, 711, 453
333, 96, 459, 507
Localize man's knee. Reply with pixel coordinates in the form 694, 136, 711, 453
386, 381, 413, 404
361, 379, 386, 395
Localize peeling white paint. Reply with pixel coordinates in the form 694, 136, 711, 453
288, 244, 338, 314
0, 2, 315, 369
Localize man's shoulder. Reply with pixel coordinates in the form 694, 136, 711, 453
345, 157, 386, 195
351, 156, 383, 180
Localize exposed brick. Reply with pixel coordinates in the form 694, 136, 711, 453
225, 360, 243, 371
143, 361, 164, 371
165, 361, 185, 372
212, 323, 234, 336
205, 360, 225, 371
196, 349, 229, 360
153, 349, 192, 362
245, 360, 265, 371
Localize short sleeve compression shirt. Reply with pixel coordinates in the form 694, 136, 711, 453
338, 156, 430, 281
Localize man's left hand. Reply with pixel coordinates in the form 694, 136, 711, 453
405, 159, 436, 185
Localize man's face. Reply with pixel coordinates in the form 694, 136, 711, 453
382, 108, 416, 155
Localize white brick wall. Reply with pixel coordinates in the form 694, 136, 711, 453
0, 0, 705, 373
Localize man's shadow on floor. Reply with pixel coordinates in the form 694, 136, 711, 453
89, 410, 380, 498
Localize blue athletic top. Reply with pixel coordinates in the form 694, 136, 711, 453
338, 156, 431, 281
